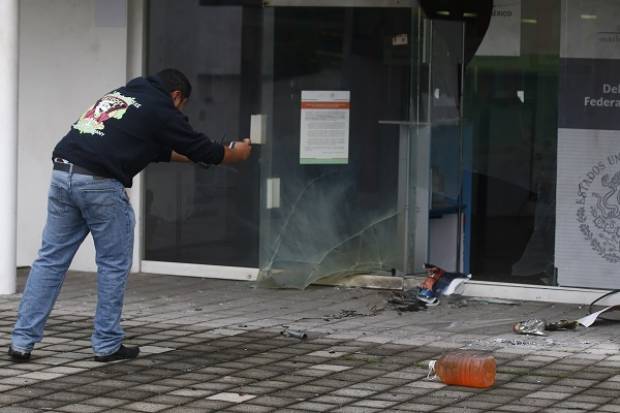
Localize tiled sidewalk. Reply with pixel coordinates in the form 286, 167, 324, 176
0, 270, 619, 412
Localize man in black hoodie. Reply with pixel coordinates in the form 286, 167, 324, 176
10, 69, 251, 362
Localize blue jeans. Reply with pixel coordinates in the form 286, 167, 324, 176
12, 169, 135, 356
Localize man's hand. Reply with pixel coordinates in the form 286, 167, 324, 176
222, 138, 252, 164
170, 150, 191, 162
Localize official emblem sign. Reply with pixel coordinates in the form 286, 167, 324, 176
576, 153, 620, 263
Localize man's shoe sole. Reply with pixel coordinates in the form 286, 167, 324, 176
8, 347, 31, 362
94, 345, 140, 362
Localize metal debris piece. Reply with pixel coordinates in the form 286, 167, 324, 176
545, 319, 579, 331
513, 318, 580, 336
280, 329, 307, 339
513, 319, 546, 336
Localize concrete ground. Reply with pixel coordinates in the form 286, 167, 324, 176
0, 269, 619, 413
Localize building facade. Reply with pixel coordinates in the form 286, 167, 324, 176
2, 0, 619, 303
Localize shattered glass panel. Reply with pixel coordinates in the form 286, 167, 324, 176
257, 7, 415, 288
258, 167, 403, 289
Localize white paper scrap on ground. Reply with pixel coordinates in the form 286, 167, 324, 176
441, 274, 471, 295
577, 306, 619, 327
442, 275, 471, 296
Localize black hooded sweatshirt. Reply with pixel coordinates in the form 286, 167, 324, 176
53, 76, 224, 187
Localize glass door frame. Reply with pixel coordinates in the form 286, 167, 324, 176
256, 0, 466, 285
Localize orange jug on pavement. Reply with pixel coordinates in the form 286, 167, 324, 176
429, 350, 496, 388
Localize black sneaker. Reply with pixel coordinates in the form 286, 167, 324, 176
94, 345, 140, 362
8, 346, 31, 362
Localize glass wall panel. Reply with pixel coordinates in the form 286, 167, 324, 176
145, 2, 262, 267
464, 0, 560, 284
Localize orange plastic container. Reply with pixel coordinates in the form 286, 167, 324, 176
429, 351, 496, 388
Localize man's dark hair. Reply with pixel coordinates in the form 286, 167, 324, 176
156, 68, 192, 99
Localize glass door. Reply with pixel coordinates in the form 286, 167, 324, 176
257, 2, 426, 288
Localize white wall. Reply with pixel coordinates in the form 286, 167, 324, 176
17, 0, 129, 271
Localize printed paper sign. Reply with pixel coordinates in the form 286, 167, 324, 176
300, 91, 350, 165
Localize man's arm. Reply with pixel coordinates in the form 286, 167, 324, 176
170, 138, 251, 164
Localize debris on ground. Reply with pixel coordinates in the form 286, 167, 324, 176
415, 264, 471, 306
297, 306, 382, 323
546, 319, 579, 331
322, 309, 369, 320
280, 329, 307, 339
513, 319, 547, 335
513, 318, 579, 336
391, 264, 470, 312
493, 337, 555, 346
388, 294, 427, 313
577, 305, 620, 327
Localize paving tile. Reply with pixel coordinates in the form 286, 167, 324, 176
513, 397, 557, 408
287, 401, 335, 411
0, 383, 18, 392
82, 397, 131, 408
330, 387, 376, 398
598, 381, 620, 390
122, 402, 170, 412
0, 369, 31, 377
102, 389, 156, 401
207, 392, 257, 403
224, 404, 275, 413
0, 392, 29, 404
14, 398, 67, 409
18, 371, 64, 381
350, 382, 392, 392
249, 395, 297, 407
524, 391, 572, 400
332, 406, 382, 413
43, 366, 86, 375
56, 404, 108, 413
493, 405, 540, 412
554, 378, 599, 387
70, 384, 117, 396
434, 408, 483, 413
184, 399, 235, 409
42, 391, 91, 403
390, 402, 439, 412
157, 408, 205, 413
351, 399, 399, 408
167, 388, 213, 398
554, 400, 599, 410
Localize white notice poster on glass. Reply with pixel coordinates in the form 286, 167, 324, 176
300, 90, 350, 165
